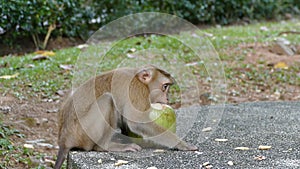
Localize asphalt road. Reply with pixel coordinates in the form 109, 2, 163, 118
68, 101, 300, 169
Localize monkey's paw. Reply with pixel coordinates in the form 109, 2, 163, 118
123, 143, 142, 152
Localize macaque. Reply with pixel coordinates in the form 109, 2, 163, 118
54, 65, 197, 169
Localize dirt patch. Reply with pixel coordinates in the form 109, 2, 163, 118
238, 43, 300, 65
223, 42, 300, 103
0, 36, 84, 56
0, 96, 60, 167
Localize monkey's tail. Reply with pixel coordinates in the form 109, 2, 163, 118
54, 146, 68, 169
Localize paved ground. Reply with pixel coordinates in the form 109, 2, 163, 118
68, 101, 300, 169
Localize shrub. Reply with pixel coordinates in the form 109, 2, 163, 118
0, 0, 299, 50
0, 0, 91, 49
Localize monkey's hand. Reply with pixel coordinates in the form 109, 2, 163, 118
104, 142, 142, 152
175, 142, 198, 151
122, 143, 142, 152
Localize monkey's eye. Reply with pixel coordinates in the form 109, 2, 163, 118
162, 84, 169, 92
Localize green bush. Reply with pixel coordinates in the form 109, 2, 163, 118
0, 0, 91, 48
0, 0, 299, 49
91, 0, 300, 25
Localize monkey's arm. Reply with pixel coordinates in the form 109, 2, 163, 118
126, 119, 197, 151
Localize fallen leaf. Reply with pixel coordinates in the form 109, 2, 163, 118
59, 64, 73, 70
215, 138, 228, 142
114, 160, 129, 166
0, 73, 19, 79
76, 44, 89, 49
97, 159, 102, 164
24, 144, 34, 149
46, 109, 59, 113
254, 155, 266, 161
25, 64, 35, 68
202, 161, 210, 166
202, 127, 212, 132
234, 147, 250, 151
204, 32, 214, 37
56, 90, 65, 96
44, 159, 55, 165
35, 50, 55, 56
205, 165, 213, 169
128, 48, 136, 53
274, 62, 288, 69
260, 26, 269, 31
126, 53, 136, 58
227, 161, 234, 166
195, 151, 203, 155
147, 167, 158, 169
153, 149, 165, 153
32, 55, 49, 61
258, 145, 272, 150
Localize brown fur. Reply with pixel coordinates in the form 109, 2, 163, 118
54, 65, 197, 169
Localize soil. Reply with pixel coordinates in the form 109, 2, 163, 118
0, 36, 84, 56
0, 40, 299, 168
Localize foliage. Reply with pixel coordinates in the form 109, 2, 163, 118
1, 0, 300, 49
0, 0, 91, 48
91, 0, 300, 25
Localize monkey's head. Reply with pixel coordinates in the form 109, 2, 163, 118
137, 65, 174, 104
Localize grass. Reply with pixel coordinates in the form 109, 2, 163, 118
0, 48, 80, 100
206, 20, 300, 51
1, 20, 299, 100
0, 19, 299, 168
0, 120, 36, 168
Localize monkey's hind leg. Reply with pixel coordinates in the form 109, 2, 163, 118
86, 93, 141, 152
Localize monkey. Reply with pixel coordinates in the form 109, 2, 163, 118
54, 65, 197, 169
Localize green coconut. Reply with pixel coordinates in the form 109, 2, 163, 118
127, 103, 176, 141
149, 103, 176, 133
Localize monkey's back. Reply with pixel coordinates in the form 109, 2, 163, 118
57, 68, 137, 142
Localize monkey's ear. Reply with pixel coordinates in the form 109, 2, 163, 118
137, 69, 153, 84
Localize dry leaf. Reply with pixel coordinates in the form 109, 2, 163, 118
32, 55, 49, 61
274, 62, 288, 69
97, 159, 102, 164
24, 144, 34, 149
205, 165, 213, 169
153, 149, 165, 153
128, 48, 136, 53
76, 44, 89, 49
25, 64, 35, 68
202, 161, 210, 166
35, 50, 55, 56
227, 161, 234, 166
254, 155, 266, 161
147, 167, 158, 169
215, 138, 228, 142
44, 159, 55, 165
202, 127, 212, 132
59, 64, 73, 70
114, 160, 129, 166
195, 151, 203, 155
56, 90, 65, 96
126, 53, 135, 58
0, 73, 19, 79
260, 26, 269, 31
234, 147, 250, 151
258, 145, 272, 150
